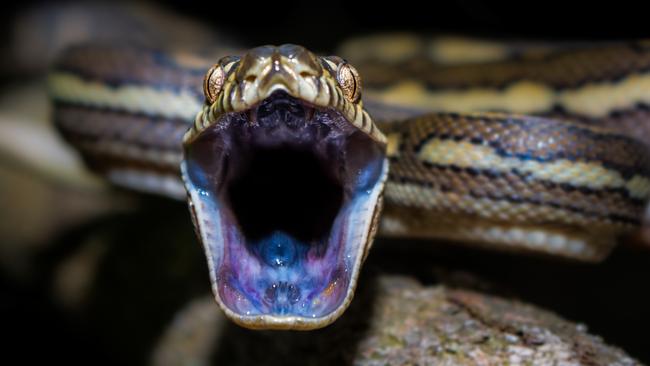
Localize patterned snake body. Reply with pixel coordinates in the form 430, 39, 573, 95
49, 39, 650, 329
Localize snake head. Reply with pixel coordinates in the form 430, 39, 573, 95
181, 45, 388, 330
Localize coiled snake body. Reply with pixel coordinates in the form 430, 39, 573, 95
49, 36, 650, 329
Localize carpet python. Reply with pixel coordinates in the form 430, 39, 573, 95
48, 35, 650, 330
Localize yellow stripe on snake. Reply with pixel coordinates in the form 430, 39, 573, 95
48, 38, 650, 330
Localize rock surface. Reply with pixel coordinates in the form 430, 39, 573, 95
153, 275, 640, 366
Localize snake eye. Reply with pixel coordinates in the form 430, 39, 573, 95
203, 64, 225, 105
336, 63, 361, 103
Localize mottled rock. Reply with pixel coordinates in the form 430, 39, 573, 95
152, 275, 640, 366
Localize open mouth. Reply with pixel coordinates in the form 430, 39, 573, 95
181, 91, 386, 328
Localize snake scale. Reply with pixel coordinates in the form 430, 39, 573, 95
48, 35, 650, 329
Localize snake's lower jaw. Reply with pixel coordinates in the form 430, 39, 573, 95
181, 92, 387, 329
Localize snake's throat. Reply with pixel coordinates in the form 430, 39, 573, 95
181, 92, 387, 329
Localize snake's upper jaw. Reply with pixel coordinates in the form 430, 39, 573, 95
181, 91, 387, 330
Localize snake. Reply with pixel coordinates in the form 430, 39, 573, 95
46, 36, 650, 330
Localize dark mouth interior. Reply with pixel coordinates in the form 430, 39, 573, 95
184, 92, 384, 318
229, 146, 343, 245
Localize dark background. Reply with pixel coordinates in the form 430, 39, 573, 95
2, 0, 650, 364
5, 0, 650, 51
160, 0, 650, 47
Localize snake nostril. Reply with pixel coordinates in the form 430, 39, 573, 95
245, 75, 257, 83
300, 71, 312, 78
